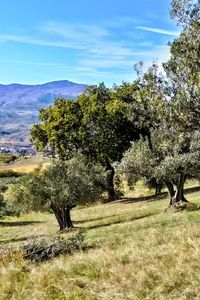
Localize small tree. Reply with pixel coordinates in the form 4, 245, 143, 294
9, 155, 106, 230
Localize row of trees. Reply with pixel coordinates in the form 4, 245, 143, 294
8, 0, 200, 230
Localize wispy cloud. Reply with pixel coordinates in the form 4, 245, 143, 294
0, 34, 86, 49
0, 59, 66, 67
40, 22, 110, 39
0, 19, 177, 85
135, 26, 180, 36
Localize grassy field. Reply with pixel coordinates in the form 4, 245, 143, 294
0, 186, 200, 299
0, 155, 50, 173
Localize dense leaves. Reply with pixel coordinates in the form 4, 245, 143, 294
31, 83, 146, 199
9, 154, 106, 230
0, 154, 17, 164
164, 0, 200, 130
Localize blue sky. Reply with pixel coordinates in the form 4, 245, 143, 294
0, 0, 179, 86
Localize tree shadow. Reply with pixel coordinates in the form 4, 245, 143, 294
118, 193, 167, 204
117, 185, 200, 204
184, 186, 200, 194
85, 211, 157, 230
0, 220, 44, 227
73, 213, 127, 224
0, 234, 46, 244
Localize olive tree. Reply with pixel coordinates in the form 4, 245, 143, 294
120, 130, 200, 206
164, 0, 200, 130
10, 155, 106, 230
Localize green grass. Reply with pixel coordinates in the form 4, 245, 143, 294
0, 188, 200, 299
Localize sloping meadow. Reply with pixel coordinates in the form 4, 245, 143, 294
0, 190, 200, 299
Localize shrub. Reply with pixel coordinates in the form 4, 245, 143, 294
0, 154, 17, 164
0, 184, 8, 193
0, 193, 21, 217
0, 193, 6, 217
0, 169, 21, 178
23, 230, 86, 262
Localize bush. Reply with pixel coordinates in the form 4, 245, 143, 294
0, 194, 6, 216
0, 184, 8, 193
0, 193, 21, 217
0, 169, 21, 178
0, 154, 17, 164
23, 230, 86, 262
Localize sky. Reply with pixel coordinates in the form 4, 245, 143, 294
0, 0, 180, 86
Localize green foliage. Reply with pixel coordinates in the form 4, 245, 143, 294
31, 83, 141, 165
0, 170, 22, 190
0, 154, 17, 165
30, 83, 147, 199
0, 193, 6, 216
0, 184, 8, 193
120, 129, 200, 191
119, 139, 155, 184
129, 64, 167, 132
23, 230, 85, 262
9, 154, 106, 229
0, 169, 21, 178
170, 0, 200, 27
164, 0, 200, 130
10, 155, 105, 210
0, 193, 19, 218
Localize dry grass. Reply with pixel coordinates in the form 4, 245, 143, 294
0, 155, 50, 173
0, 188, 200, 299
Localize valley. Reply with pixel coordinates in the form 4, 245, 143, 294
0, 80, 87, 147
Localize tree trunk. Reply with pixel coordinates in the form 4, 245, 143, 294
164, 180, 175, 206
165, 174, 188, 209
105, 161, 116, 201
50, 204, 74, 230
174, 173, 188, 203
146, 131, 153, 151
155, 182, 163, 195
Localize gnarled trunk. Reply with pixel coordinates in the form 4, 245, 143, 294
105, 161, 116, 201
174, 173, 188, 203
164, 180, 175, 206
155, 182, 163, 195
50, 204, 75, 230
165, 174, 188, 209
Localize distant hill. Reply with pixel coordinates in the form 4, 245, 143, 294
0, 80, 87, 146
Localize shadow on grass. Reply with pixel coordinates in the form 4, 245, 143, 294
0, 220, 44, 227
118, 193, 167, 204
73, 213, 128, 224
0, 234, 46, 244
184, 186, 200, 194
85, 211, 157, 230
117, 185, 200, 204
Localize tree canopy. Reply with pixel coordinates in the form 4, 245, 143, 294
31, 83, 148, 200
9, 154, 106, 230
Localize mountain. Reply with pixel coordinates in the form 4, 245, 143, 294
0, 80, 87, 147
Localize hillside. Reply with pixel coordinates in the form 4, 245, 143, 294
0, 80, 87, 146
0, 186, 200, 299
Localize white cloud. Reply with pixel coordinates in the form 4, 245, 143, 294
135, 26, 180, 36
0, 34, 87, 49
0, 19, 177, 85
0, 59, 67, 67
41, 22, 110, 39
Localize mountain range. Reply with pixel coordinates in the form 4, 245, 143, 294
0, 80, 87, 147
